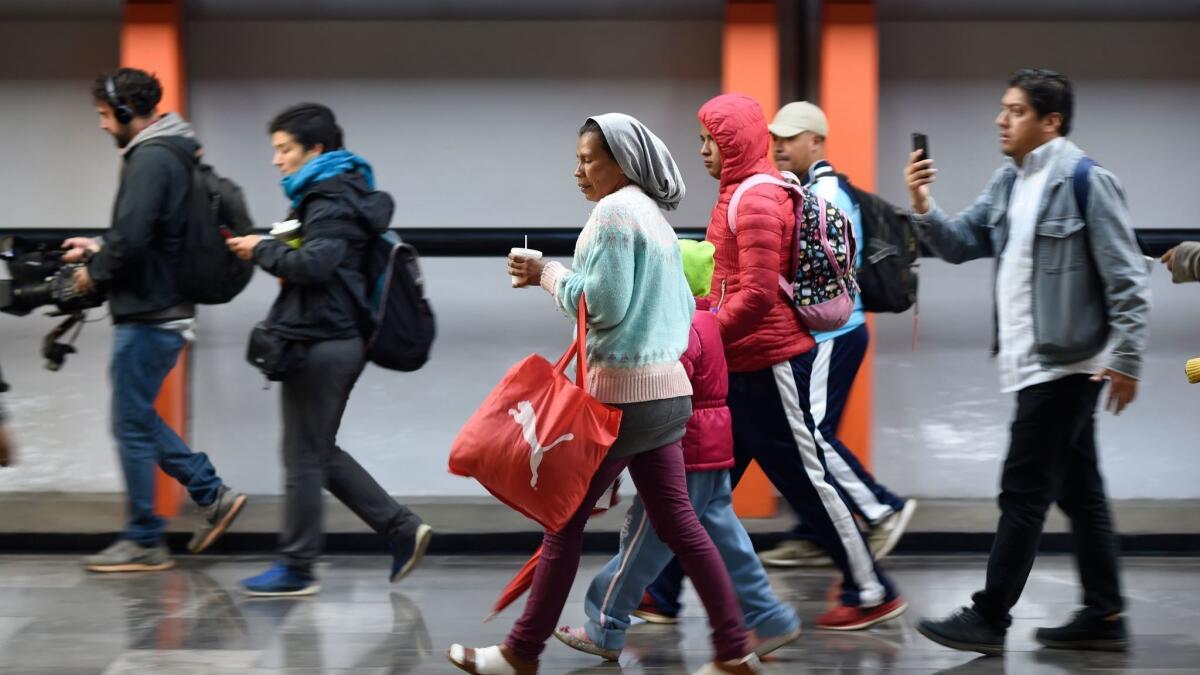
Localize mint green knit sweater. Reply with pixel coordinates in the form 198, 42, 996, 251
541, 185, 695, 404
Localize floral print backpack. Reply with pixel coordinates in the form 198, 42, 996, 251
727, 173, 858, 332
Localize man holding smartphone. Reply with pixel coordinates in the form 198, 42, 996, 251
904, 69, 1149, 655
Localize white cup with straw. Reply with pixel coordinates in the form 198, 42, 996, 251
509, 234, 542, 288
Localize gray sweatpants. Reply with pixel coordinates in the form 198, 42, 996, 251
279, 336, 422, 571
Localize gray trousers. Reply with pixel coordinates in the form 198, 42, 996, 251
279, 336, 422, 571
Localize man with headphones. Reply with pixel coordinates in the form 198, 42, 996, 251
60, 67, 246, 573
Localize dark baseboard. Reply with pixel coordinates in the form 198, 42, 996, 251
3, 531, 1196, 556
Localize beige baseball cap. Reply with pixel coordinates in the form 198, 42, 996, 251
769, 101, 829, 139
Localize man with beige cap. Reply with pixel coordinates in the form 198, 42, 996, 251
756, 101, 917, 568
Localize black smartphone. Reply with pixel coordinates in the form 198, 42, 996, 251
912, 132, 930, 161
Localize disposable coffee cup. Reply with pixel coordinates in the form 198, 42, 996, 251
270, 220, 303, 249
509, 247, 543, 287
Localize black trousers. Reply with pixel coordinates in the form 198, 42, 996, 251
279, 337, 422, 571
972, 374, 1124, 628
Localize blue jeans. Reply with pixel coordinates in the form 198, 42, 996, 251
111, 323, 223, 546
583, 470, 799, 651
650, 352, 899, 608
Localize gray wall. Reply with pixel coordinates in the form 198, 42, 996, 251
0, 21, 121, 491
0, 19, 722, 496
188, 20, 723, 231
3, 18, 1199, 501
183, 19, 723, 496
871, 20, 1200, 498
0, 21, 121, 229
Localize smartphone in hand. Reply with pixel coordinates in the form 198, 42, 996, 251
912, 132, 930, 161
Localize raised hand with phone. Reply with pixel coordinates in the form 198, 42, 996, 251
904, 132, 936, 215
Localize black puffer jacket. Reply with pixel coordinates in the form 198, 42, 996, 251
253, 172, 392, 341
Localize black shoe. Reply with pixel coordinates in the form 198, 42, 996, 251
1035, 609, 1129, 652
916, 607, 1005, 656
389, 523, 433, 583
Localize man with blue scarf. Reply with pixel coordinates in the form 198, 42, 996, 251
227, 103, 431, 596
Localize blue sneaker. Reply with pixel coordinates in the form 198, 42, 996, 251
241, 563, 319, 597
389, 523, 433, 583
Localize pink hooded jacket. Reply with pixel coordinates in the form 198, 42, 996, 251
680, 300, 734, 472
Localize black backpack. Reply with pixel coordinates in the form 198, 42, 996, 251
837, 174, 920, 313
144, 140, 255, 305
353, 231, 436, 372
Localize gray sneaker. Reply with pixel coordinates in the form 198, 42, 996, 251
867, 499, 918, 561
188, 487, 247, 553
84, 539, 174, 573
759, 539, 832, 568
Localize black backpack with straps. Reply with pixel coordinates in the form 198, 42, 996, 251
350, 230, 436, 372
835, 173, 920, 314
143, 140, 255, 305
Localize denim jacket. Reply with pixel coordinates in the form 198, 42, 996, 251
911, 138, 1150, 379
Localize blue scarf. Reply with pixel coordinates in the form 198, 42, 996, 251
282, 150, 375, 207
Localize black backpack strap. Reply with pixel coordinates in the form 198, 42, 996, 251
835, 173, 862, 211
1073, 156, 1096, 222
136, 138, 198, 171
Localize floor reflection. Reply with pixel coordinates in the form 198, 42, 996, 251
0, 554, 1195, 673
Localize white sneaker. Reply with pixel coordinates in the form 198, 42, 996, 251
692, 653, 762, 674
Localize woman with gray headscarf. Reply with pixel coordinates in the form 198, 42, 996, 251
447, 115, 759, 675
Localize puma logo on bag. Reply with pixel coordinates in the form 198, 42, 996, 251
508, 400, 575, 488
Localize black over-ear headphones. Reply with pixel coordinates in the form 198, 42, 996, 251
106, 76, 134, 125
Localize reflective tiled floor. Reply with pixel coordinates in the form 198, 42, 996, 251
0, 554, 1196, 673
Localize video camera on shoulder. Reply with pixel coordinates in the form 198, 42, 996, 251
1, 236, 105, 371
0, 236, 104, 316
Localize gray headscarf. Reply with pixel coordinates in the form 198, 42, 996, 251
589, 113, 685, 212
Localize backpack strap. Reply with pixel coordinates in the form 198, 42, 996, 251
1072, 156, 1096, 222
727, 173, 801, 234
835, 173, 861, 210
137, 138, 198, 171
726, 174, 803, 300
727, 173, 851, 302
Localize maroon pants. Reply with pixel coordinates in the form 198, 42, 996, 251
505, 440, 749, 662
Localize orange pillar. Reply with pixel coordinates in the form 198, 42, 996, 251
724, 1, 780, 518
120, 0, 187, 518
821, 1, 878, 465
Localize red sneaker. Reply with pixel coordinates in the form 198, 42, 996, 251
631, 591, 678, 625
816, 597, 908, 631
